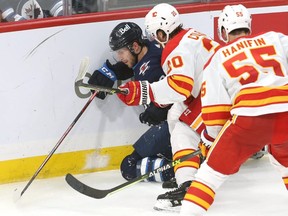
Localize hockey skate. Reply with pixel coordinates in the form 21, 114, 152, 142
251, 146, 267, 159
154, 180, 192, 212
162, 177, 178, 189
251, 151, 265, 159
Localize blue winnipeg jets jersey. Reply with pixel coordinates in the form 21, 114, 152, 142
133, 40, 165, 83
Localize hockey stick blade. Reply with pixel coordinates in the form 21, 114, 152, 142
79, 82, 128, 95
65, 149, 201, 199
75, 57, 90, 83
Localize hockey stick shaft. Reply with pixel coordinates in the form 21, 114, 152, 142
65, 149, 201, 199
79, 83, 128, 95
20, 91, 98, 197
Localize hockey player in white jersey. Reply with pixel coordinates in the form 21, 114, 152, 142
116, 3, 220, 211
180, 4, 288, 216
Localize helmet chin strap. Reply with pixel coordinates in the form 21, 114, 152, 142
155, 33, 169, 48
156, 39, 166, 48
223, 30, 229, 43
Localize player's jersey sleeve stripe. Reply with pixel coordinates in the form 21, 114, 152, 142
190, 114, 204, 132
167, 75, 194, 98
202, 105, 232, 126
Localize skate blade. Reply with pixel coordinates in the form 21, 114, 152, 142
153, 200, 181, 213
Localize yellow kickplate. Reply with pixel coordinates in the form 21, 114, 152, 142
0, 145, 133, 184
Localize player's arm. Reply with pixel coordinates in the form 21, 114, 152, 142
117, 49, 195, 106
116, 71, 193, 106
152, 47, 197, 104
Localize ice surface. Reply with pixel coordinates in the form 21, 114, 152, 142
1, 156, 288, 216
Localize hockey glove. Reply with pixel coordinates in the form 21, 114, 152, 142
105, 60, 134, 80
117, 80, 154, 106
139, 103, 171, 126
199, 129, 215, 158
88, 62, 117, 99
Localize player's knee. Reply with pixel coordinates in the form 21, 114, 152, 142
120, 151, 142, 180
120, 155, 137, 180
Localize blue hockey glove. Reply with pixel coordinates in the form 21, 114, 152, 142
88, 62, 117, 99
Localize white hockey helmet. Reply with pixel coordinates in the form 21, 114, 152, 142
218, 4, 252, 43
145, 3, 182, 46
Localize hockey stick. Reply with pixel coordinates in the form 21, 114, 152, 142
65, 149, 201, 199
79, 82, 127, 95
19, 57, 96, 198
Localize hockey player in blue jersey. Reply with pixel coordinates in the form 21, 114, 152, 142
88, 22, 175, 186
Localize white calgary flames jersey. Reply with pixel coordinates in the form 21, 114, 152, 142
150, 28, 220, 105
201, 31, 288, 138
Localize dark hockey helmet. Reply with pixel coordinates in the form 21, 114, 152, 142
109, 22, 145, 53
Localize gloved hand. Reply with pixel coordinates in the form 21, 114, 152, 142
139, 103, 171, 126
199, 129, 215, 158
105, 60, 134, 80
88, 62, 117, 99
117, 80, 154, 106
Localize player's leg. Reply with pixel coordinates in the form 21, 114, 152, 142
136, 156, 174, 182
268, 111, 288, 190
120, 150, 142, 180
172, 122, 201, 185
162, 100, 200, 190
181, 115, 273, 216
133, 121, 172, 159
120, 121, 173, 182
154, 121, 201, 212
167, 102, 187, 134
268, 151, 288, 190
